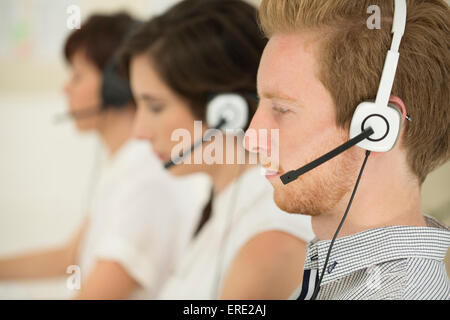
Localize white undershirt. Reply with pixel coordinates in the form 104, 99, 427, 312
76, 139, 209, 299
158, 167, 315, 299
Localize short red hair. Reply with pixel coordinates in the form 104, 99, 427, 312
259, 0, 450, 184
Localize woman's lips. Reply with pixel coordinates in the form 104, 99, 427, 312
154, 150, 168, 162
264, 168, 281, 179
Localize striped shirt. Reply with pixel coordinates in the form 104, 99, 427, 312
293, 215, 450, 300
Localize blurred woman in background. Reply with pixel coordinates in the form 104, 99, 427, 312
0, 12, 205, 299
121, 0, 315, 299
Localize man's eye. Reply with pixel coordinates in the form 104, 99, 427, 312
272, 105, 289, 114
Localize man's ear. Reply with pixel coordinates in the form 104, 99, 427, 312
388, 95, 409, 149
388, 95, 408, 122
368, 95, 407, 158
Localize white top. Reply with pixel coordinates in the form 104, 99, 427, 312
158, 167, 315, 299
77, 139, 208, 299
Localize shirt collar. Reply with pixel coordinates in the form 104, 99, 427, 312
304, 215, 450, 286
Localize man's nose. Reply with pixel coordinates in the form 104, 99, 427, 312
243, 107, 274, 156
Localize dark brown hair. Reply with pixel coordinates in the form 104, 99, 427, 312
64, 12, 136, 71
120, 0, 267, 127
260, 0, 450, 184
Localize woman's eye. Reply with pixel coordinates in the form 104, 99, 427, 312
147, 104, 164, 113
71, 73, 81, 83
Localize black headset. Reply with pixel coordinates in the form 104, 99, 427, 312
99, 56, 134, 110
56, 20, 142, 122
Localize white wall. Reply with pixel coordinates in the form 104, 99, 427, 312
0, 93, 99, 298
0, 93, 97, 254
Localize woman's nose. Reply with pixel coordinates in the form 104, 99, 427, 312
63, 82, 71, 96
132, 109, 154, 142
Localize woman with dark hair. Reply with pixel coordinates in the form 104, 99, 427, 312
121, 0, 315, 299
0, 12, 205, 300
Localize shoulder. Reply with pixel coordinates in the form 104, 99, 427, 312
365, 257, 450, 300
359, 257, 450, 300
233, 189, 315, 244
402, 258, 450, 300
110, 148, 207, 219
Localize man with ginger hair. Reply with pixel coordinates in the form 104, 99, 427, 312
245, 0, 449, 299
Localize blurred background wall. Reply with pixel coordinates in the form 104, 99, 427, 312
0, 0, 448, 299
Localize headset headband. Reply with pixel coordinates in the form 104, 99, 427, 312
375, 0, 407, 108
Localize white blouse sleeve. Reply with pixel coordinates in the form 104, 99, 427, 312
223, 196, 315, 275
92, 174, 193, 290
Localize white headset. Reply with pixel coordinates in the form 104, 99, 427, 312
206, 93, 249, 132
350, 0, 407, 152
163, 93, 250, 169
207, 1, 407, 153
305, 0, 408, 300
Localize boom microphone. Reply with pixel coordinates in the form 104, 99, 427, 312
280, 127, 374, 185
164, 118, 227, 169
53, 107, 101, 124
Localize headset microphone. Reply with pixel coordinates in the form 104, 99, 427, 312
56, 20, 142, 125
54, 58, 134, 125
164, 118, 227, 169
280, 0, 407, 300
280, 127, 374, 184
54, 107, 102, 124
164, 93, 249, 169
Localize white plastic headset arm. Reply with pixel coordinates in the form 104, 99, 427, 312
375, 0, 407, 107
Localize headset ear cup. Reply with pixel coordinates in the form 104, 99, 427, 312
101, 60, 133, 109
388, 103, 403, 124
350, 102, 402, 152
206, 94, 249, 131
99, 19, 143, 110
